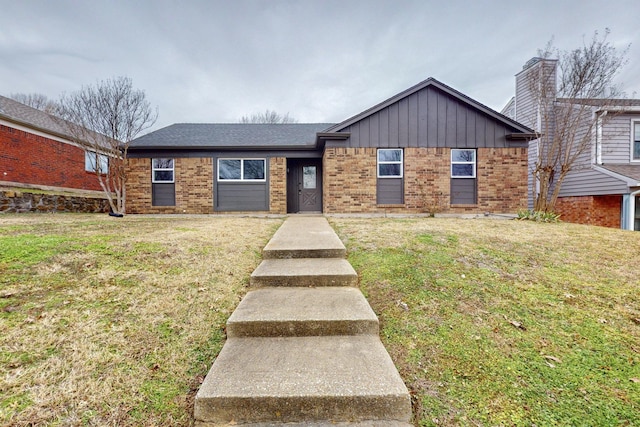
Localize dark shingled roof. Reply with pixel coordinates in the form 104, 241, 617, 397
130, 123, 335, 150
0, 95, 71, 139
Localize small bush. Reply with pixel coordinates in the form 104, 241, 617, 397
517, 209, 561, 223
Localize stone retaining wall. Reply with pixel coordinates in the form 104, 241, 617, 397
0, 190, 110, 214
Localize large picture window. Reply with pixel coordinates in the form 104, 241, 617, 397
451, 149, 476, 178
633, 122, 640, 161
152, 158, 174, 183
377, 149, 403, 178
85, 151, 109, 174
218, 158, 266, 181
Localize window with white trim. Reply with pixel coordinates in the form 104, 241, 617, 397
152, 158, 174, 183
633, 122, 640, 161
451, 149, 476, 178
377, 149, 403, 178
85, 151, 109, 173
218, 158, 266, 181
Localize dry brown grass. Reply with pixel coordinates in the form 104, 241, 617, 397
0, 214, 282, 426
330, 217, 640, 426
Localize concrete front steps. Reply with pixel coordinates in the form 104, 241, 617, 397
194, 216, 411, 426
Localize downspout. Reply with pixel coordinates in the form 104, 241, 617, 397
625, 189, 640, 231
595, 111, 607, 165
631, 192, 636, 231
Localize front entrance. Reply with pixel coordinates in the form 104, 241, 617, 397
287, 159, 322, 213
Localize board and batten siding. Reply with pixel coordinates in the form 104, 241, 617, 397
340, 86, 521, 149
215, 182, 268, 211
376, 178, 403, 204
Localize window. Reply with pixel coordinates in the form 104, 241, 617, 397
451, 149, 476, 178
450, 149, 477, 205
377, 149, 403, 178
303, 166, 316, 189
218, 159, 265, 181
633, 122, 640, 161
152, 158, 174, 183
85, 151, 108, 173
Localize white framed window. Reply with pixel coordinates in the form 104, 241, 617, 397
633, 122, 640, 161
218, 158, 266, 181
85, 151, 108, 174
377, 149, 403, 178
152, 158, 174, 183
451, 149, 476, 178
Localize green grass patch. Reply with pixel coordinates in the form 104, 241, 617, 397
0, 214, 281, 426
333, 218, 640, 426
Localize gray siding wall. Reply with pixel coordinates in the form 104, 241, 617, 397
341, 86, 520, 149
514, 59, 557, 132
602, 114, 637, 164
216, 182, 268, 211
559, 167, 629, 197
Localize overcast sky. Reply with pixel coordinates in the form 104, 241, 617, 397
1, 0, 639, 134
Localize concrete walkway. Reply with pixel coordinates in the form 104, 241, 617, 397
194, 216, 412, 426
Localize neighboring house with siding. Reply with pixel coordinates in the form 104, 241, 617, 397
0, 95, 107, 193
502, 58, 640, 230
127, 78, 536, 215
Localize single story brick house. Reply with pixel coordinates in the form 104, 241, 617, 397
0, 95, 106, 193
127, 78, 536, 215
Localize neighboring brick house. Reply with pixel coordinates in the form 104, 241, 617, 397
127, 78, 536, 215
0, 95, 106, 193
503, 58, 640, 230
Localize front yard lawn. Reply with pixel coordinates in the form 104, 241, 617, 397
0, 214, 281, 426
331, 217, 640, 426
1, 214, 638, 426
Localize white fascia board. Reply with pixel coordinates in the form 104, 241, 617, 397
595, 106, 640, 114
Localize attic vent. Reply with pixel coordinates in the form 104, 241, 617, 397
523, 57, 544, 70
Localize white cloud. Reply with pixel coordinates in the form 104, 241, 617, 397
1, 0, 639, 133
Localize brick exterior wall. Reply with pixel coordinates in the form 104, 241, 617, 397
555, 195, 622, 228
0, 123, 103, 191
126, 157, 214, 214
126, 156, 287, 214
127, 148, 527, 215
322, 147, 528, 214
269, 157, 287, 214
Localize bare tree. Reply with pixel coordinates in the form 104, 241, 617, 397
56, 77, 157, 215
10, 93, 58, 114
528, 29, 630, 212
240, 109, 297, 124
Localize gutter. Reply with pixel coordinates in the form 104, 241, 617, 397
505, 132, 540, 141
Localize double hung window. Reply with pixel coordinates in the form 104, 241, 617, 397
376, 149, 404, 204
377, 149, 403, 178
152, 158, 174, 183
151, 158, 175, 206
450, 149, 477, 205
451, 149, 476, 178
